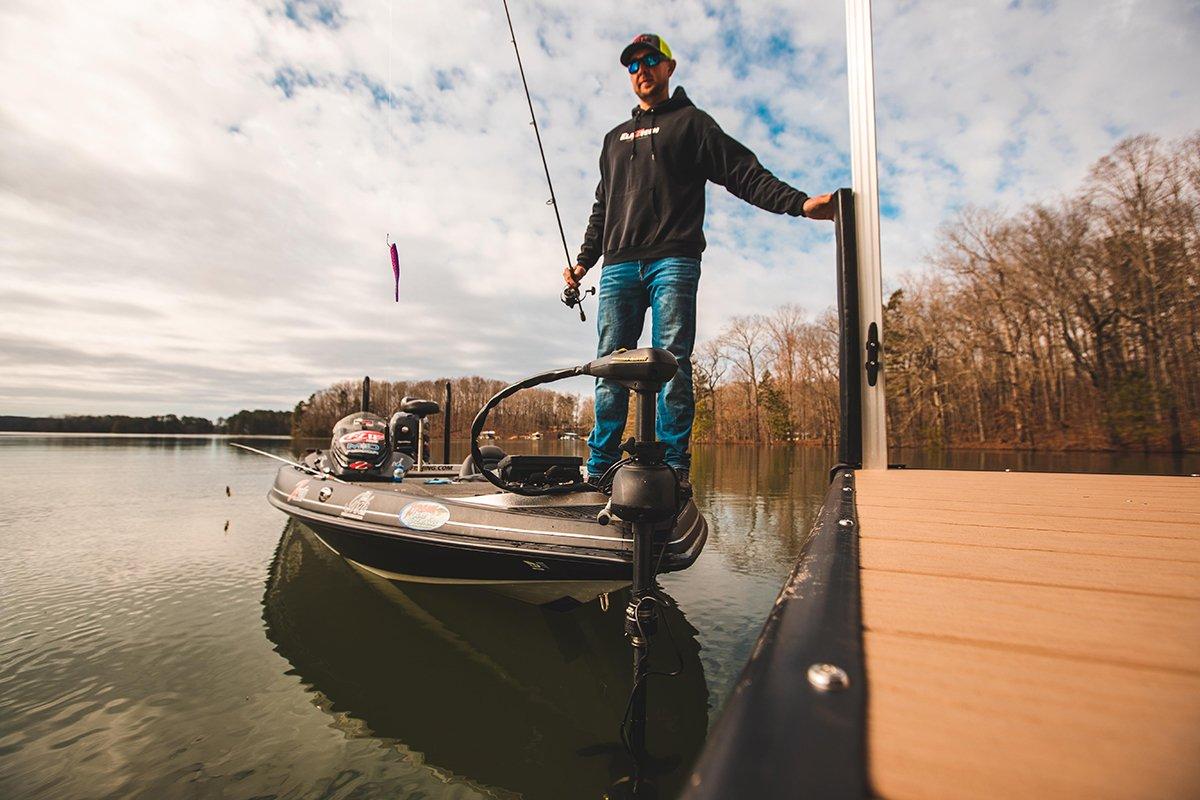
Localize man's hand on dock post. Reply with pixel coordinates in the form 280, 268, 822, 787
803, 193, 836, 220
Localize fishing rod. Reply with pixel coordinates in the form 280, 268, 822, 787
227, 442, 351, 484
500, 0, 593, 323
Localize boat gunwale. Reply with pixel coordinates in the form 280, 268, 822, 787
267, 489, 707, 573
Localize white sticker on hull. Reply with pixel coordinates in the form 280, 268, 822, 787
288, 478, 312, 502
341, 490, 375, 520
397, 501, 451, 531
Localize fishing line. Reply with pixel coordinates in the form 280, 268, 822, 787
386, 1, 400, 302
227, 442, 351, 484
501, 0, 572, 269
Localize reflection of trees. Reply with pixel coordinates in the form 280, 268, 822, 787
262, 523, 708, 800
692, 446, 831, 576
695, 132, 1199, 452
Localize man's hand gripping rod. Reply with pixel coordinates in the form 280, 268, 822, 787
561, 285, 596, 322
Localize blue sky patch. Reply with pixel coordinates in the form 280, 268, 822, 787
271, 67, 318, 99
282, 0, 344, 30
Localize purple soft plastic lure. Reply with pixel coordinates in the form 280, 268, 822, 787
389, 240, 400, 302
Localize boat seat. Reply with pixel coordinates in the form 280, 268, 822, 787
398, 397, 441, 418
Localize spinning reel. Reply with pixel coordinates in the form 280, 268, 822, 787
561, 284, 596, 322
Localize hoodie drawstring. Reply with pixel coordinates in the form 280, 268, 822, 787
630, 108, 658, 161
630, 109, 641, 160
649, 110, 657, 161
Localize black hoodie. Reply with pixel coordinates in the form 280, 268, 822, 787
575, 86, 809, 269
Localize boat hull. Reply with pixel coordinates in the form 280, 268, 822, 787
267, 464, 707, 605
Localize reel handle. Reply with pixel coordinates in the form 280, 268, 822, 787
560, 285, 596, 322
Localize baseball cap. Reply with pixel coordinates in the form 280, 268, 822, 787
620, 33, 674, 66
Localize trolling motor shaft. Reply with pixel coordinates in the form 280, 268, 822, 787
615, 396, 678, 641
591, 349, 684, 770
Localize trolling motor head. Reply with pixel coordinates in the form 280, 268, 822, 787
583, 347, 678, 390
561, 285, 596, 322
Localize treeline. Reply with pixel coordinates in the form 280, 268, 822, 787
291, 376, 593, 439
0, 410, 292, 435
221, 410, 293, 435
694, 132, 1200, 452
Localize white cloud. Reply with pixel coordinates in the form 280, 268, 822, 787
1, 0, 1195, 416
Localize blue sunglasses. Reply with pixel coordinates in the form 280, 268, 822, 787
627, 53, 665, 74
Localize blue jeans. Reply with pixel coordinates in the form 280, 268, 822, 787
586, 256, 700, 476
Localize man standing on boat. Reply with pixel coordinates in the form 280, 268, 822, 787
565, 33, 835, 485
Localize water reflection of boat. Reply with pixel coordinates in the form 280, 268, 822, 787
262, 522, 709, 800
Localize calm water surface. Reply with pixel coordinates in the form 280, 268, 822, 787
1, 435, 1195, 799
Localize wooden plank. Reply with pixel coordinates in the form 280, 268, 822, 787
855, 503, 1200, 538
859, 490, 1200, 516
857, 516, 1200, 562
859, 469, 1200, 490
866, 631, 1200, 800
857, 471, 1200, 507
856, 496, 1200, 526
860, 537, 1200, 598
860, 569, 1200, 673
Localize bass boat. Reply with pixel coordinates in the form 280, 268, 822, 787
259, 348, 707, 607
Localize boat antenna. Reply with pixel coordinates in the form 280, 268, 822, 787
500, 0, 572, 271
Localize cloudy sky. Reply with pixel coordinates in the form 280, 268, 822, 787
2, 0, 1197, 417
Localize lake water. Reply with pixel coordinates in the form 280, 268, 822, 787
1, 435, 1195, 799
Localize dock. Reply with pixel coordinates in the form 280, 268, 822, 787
679, 3, 1197, 792
860, 468, 1200, 798
681, 467, 1200, 799
678, 46, 1198, 791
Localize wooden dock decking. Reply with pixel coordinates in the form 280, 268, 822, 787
857, 469, 1200, 799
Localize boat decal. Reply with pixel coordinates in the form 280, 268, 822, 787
523, 560, 549, 572
348, 460, 371, 470
398, 501, 451, 531
344, 442, 382, 455
340, 430, 385, 444
287, 478, 312, 502
341, 490, 375, 519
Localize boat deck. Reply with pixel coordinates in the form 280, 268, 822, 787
856, 468, 1200, 799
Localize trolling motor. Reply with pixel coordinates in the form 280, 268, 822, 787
595, 351, 682, 767
561, 284, 596, 322
470, 348, 684, 783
